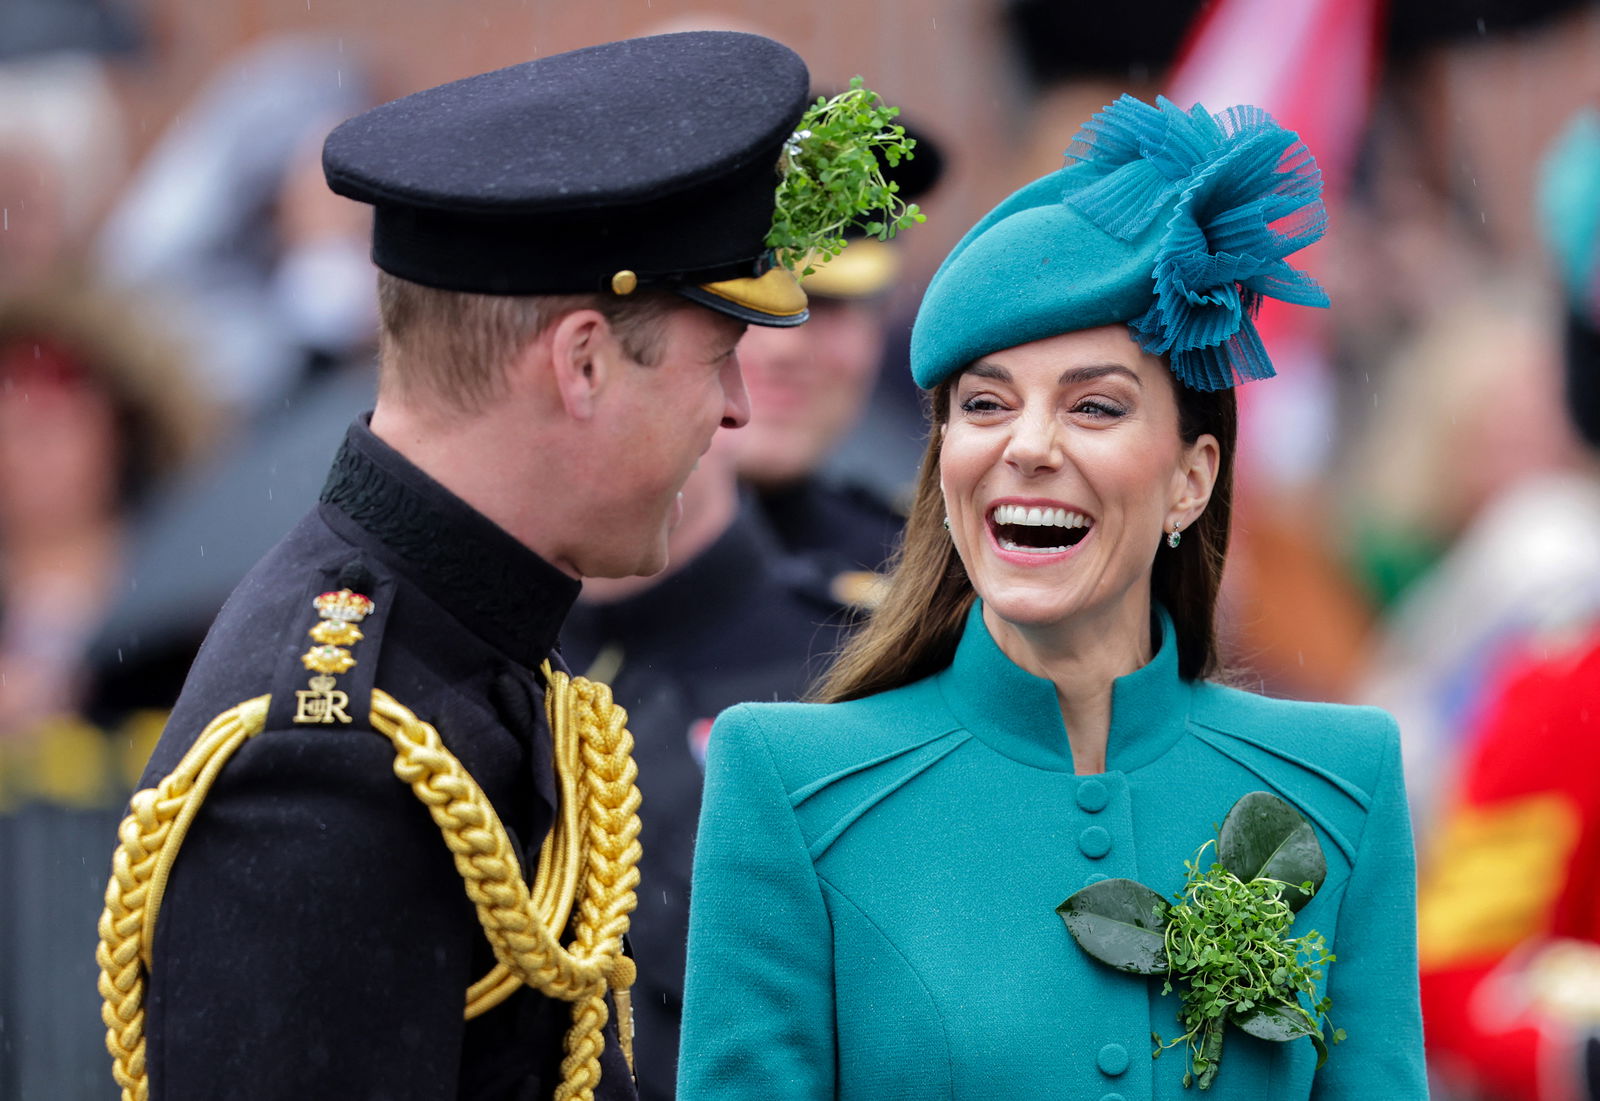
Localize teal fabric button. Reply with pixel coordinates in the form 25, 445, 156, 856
1078, 825, 1112, 859
1097, 1042, 1129, 1076
1099, 1094, 1126, 1101
1076, 779, 1109, 812
1083, 872, 1107, 888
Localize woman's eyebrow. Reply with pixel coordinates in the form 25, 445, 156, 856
963, 361, 1142, 386
1060, 364, 1141, 387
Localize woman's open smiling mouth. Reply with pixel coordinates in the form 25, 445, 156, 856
986, 501, 1095, 558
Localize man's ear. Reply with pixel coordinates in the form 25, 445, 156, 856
545, 308, 613, 421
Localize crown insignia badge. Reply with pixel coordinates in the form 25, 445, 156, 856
294, 586, 374, 723
313, 589, 376, 623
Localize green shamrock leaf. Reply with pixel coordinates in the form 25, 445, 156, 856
1217, 791, 1326, 911
1057, 878, 1170, 974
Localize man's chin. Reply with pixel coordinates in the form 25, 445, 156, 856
579, 537, 670, 582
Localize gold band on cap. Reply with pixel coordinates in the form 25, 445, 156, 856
801, 238, 901, 299
611, 270, 639, 295
696, 266, 808, 318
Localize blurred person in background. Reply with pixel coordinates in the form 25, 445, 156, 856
734, 108, 944, 580
0, 284, 212, 1100
997, 0, 1207, 189
95, 34, 379, 419
1415, 104, 1600, 1101
0, 0, 136, 295
1334, 0, 1600, 624
564, 429, 852, 1101
1343, 3, 1600, 841
1350, 282, 1584, 833
0, 51, 125, 293
0, 9, 216, 1096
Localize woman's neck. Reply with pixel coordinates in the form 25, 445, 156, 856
981, 595, 1154, 775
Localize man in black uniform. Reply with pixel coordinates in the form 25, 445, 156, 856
97, 32, 814, 1101
564, 432, 851, 1100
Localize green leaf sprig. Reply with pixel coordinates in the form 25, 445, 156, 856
1155, 840, 1343, 1088
1057, 792, 1343, 1090
766, 77, 926, 275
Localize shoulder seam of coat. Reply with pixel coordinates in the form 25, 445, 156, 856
1186, 720, 1372, 864
803, 732, 970, 861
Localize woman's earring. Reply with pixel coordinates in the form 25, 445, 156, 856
1167, 522, 1182, 549
942, 515, 952, 532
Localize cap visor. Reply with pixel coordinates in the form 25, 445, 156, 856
679, 266, 809, 327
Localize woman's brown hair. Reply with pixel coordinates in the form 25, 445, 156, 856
815, 364, 1237, 703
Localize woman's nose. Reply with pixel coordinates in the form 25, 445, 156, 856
1003, 410, 1063, 475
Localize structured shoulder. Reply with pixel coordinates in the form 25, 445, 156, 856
1187, 680, 1401, 797
142, 514, 386, 776
711, 675, 957, 788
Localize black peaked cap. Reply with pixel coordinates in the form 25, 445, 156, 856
323, 32, 810, 299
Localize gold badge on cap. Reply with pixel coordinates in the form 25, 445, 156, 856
294, 588, 374, 724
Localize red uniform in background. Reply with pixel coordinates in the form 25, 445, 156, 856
1419, 627, 1600, 1101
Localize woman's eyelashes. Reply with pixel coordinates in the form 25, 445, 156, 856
956, 393, 1131, 419
958, 392, 1008, 415
1071, 397, 1129, 419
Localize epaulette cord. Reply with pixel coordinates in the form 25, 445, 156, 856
96, 580, 643, 1101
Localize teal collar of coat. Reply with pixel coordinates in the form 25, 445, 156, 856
935, 601, 1193, 774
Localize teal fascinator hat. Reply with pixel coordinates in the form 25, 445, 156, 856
910, 95, 1330, 392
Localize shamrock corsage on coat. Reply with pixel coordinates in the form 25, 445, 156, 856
1057, 792, 1342, 1090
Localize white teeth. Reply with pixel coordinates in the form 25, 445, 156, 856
997, 535, 1071, 554
990, 504, 1091, 529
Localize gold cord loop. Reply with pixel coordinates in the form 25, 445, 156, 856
96, 666, 640, 1101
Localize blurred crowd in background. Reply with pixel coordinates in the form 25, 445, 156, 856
3, 0, 1600, 1097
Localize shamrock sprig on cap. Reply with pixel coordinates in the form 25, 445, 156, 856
1057, 792, 1343, 1090
767, 77, 925, 276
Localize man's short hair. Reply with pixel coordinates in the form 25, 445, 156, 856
376, 272, 687, 412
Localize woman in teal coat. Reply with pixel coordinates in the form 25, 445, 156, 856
678, 96, 1427, 1100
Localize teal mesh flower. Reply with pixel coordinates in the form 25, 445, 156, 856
1064, 96, 1330, 391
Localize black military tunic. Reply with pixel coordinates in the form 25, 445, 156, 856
561, 502, 849, 1101
138, 417, 634, 1100
755, 476, 904, 575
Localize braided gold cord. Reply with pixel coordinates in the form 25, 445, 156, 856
96, 694, 270, 1101
96, 671, 640, 1101
544, 669, 643, 1101
464, 659, 592, 1016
